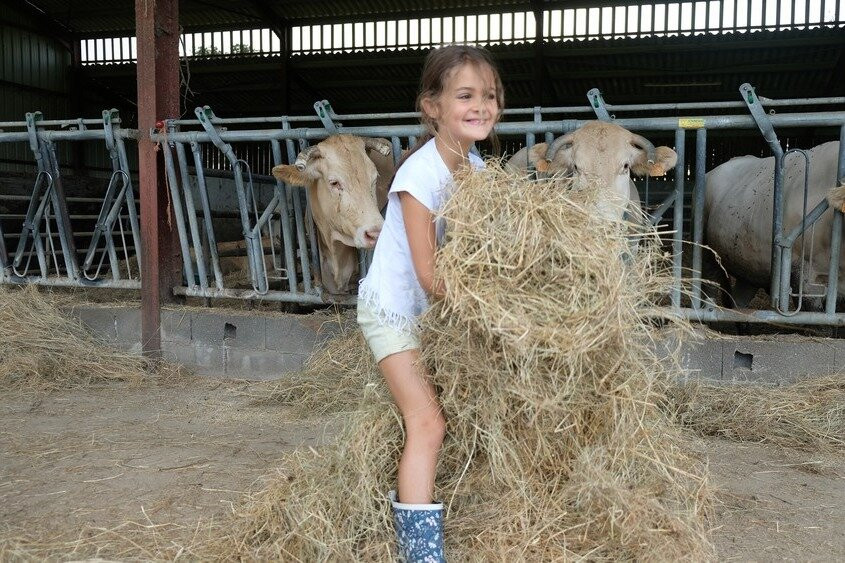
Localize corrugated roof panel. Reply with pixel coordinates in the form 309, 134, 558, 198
28, 1, 537, 36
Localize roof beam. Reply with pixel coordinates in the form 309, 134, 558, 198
7, 1, 74, 51
243, 0, 290, 41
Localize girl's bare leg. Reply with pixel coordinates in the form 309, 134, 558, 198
379, 349, 446, 504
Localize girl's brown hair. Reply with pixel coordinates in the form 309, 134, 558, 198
396, 45, 505, 171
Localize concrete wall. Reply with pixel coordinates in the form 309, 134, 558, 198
69, 305, 343, 379
69, 304, 845, 382
679, 333, 845, 383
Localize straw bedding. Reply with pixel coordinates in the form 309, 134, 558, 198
211, 163, 715, 561
0, 285, 154, 390
669, 375, 845, 450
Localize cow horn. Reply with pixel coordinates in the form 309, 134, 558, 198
546, 132, 575, 161
294, 145, 321, 171
630, 134, 657, 165
364, 137, 392, 156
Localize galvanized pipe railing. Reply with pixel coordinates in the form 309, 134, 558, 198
3, 96, 845, 325
0, 110, 140, 288
152, 112, 845, 144
741, 87, 845, 318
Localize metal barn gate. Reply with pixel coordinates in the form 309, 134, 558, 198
1, 86, 844, 326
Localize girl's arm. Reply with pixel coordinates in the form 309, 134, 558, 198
399, 191, 445, 298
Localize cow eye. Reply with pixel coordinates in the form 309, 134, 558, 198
329, 179, 342, 190
622, 163, 630, 172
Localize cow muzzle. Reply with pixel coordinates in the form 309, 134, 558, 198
355, 224, 382, 248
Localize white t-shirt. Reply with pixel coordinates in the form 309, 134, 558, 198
358, 138, 484, 333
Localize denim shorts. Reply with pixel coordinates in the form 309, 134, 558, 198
357, 301, 420, 363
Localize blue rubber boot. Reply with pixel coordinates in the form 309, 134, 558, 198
389, 490, 446, 563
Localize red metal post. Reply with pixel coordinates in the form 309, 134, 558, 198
136, 0, 181, 358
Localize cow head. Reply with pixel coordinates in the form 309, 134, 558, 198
272, 135, 392, 294
544, 121, 678, 217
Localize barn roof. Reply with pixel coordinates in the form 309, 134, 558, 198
12, 1, 845, 123
22, 1, 558, 37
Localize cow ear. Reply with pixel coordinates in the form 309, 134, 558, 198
364, 137, 393, 157
632, 146, 678, 177
527, 143, 547, 164
272, 164, 310, 186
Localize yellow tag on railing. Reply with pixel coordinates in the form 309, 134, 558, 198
679, 118, 706, 129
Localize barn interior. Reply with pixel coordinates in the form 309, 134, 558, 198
1, 0, 845, 357
2, 4, 845, 560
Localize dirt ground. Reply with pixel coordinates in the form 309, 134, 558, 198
1, 376, 843, 561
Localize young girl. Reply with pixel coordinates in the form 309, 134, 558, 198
357, 45, 504, 562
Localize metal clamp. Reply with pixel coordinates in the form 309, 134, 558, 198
102, 109, 118, 154
740, 83, 783, 157
587, 88, 612, 121
313, 100, 339, 131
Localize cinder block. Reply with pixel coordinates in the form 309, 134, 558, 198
191, 312, 266, 349
114, 308, 141, 344
831, 340, 845, 372
161, 309, 192, 344
266, 316, 318, 354
194, 343, 226, 372
161, 340, 197, 367
76, 307, 117, 341
316, 318, 346, 344
222, 315, 266, 349
721, 337, 836, 383
679, 339, 723, 381
190, 313, 225, 345
225, 347, 308, 380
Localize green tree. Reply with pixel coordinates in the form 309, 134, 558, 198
230, 43, 255, 54
193, 45, 222, 56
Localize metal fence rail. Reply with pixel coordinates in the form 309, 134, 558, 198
3, 89, 844, 326
0, 110, 141, 289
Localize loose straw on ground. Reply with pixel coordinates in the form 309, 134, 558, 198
0, 285, 162, 390
207, 163, 715, 561
668, 375, 845, 449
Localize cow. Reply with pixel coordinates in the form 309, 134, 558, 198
506, 121, 678, 221
271, 134, 395, 295
703, 140, 845, 309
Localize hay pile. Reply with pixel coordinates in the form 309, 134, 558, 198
211, 164, 714, 560
258, 324, 379, 417
669, 375, 845, 449
0, 285, 154, 390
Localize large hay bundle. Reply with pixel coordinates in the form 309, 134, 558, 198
214, 164, 714, 560
0, 285, 154, 390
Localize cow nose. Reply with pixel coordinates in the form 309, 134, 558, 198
362, 226, 381, 248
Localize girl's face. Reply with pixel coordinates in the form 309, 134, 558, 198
424, 63, 500, 151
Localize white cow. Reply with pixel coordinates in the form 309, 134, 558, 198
271, 135, 395, 295
704, 140, 845, 308
506, 121, 678, 221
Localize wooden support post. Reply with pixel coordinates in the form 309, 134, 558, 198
135, 0, 181, 358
